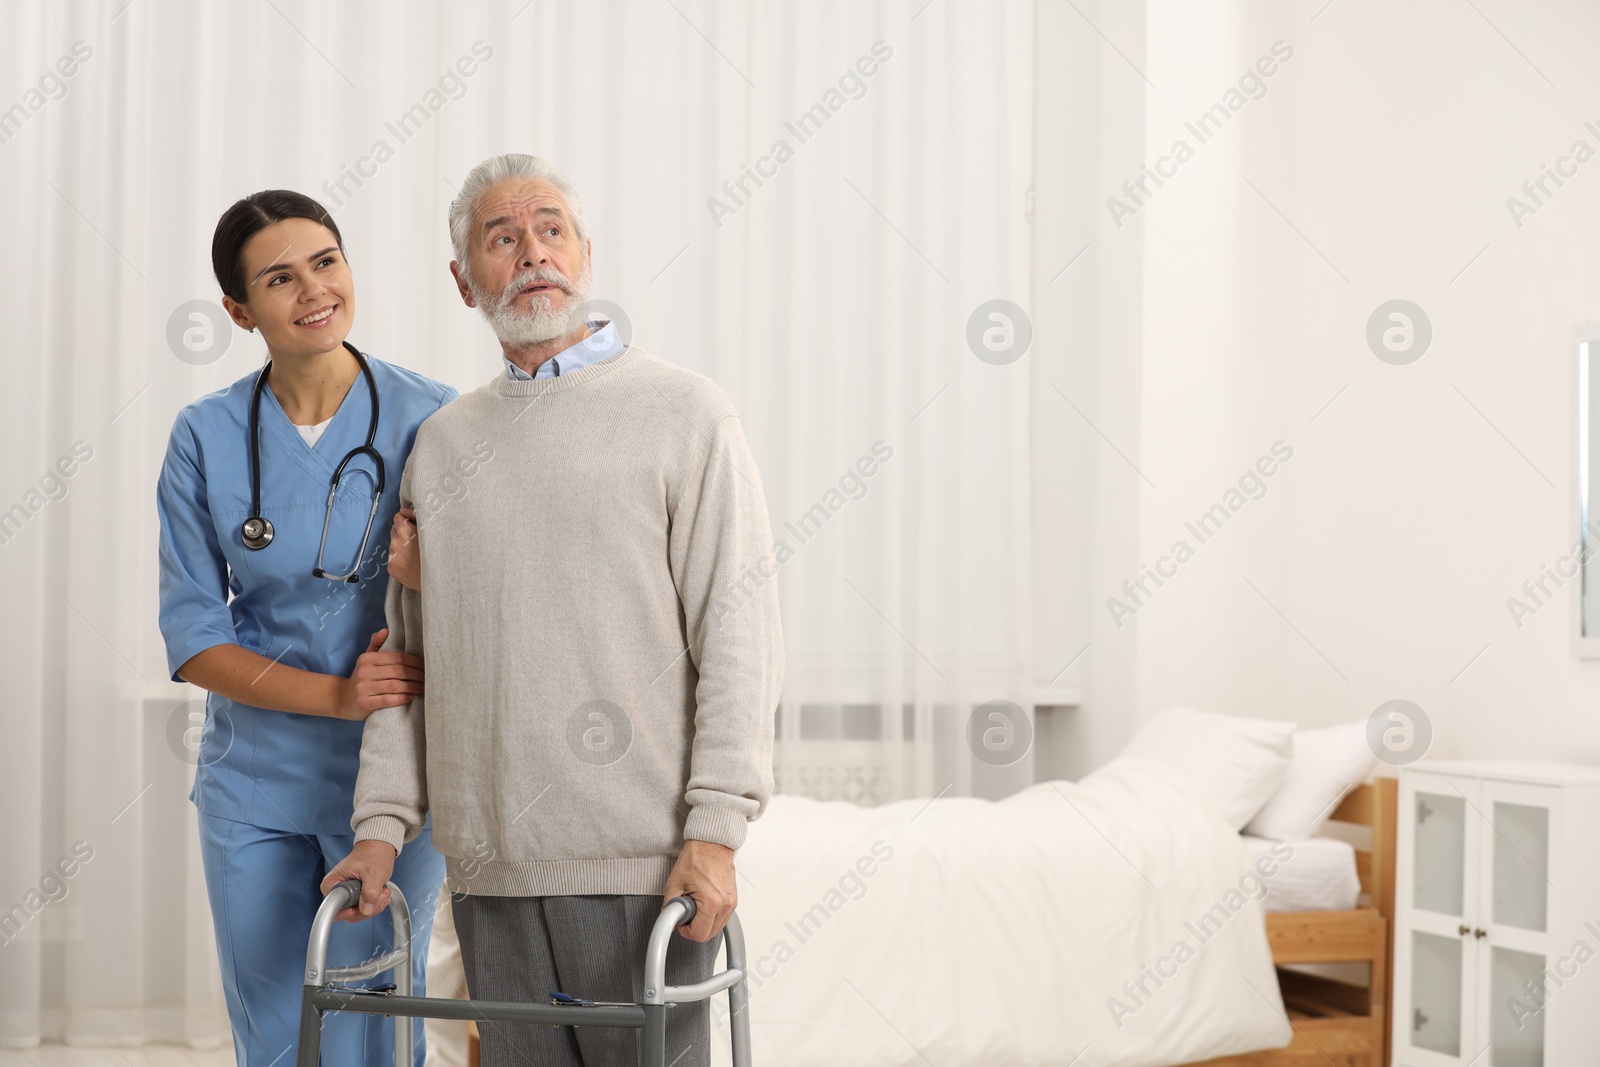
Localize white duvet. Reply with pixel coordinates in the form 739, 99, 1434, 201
707, 757, 1292, 1067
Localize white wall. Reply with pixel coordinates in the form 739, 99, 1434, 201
1131, 2, 1297, 737
1030, 0, 1148, 778
1274, 0, 1600, 762
1036, 0, 1600, 774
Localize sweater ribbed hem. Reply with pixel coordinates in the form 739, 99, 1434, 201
445, 854, 677, 897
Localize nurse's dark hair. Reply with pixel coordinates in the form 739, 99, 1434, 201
211, 190, 345, 305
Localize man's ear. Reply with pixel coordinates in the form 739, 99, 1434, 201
449, 261, 477, 308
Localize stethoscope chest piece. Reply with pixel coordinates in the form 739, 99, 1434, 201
241, 515, 275, 550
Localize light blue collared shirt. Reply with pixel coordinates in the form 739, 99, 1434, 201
503, 319, 625, 380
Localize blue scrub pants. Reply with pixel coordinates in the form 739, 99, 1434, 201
197, 811, 447, 1067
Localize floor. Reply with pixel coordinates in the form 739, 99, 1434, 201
0, 1048, 235, 1066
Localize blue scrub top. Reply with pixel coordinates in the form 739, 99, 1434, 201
157, 353, 457, 836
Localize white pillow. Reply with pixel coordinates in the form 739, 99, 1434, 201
1244, 720, 1377, 840
1117, 707, 1296, 830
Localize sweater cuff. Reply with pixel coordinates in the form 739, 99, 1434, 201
683, 803, 748, 850
354, 815, 408, 856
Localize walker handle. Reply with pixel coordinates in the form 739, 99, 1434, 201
640, 897, 751, 1065
325, 879, 362, 913
643, 897, 744, 1003
304, 879, 415, 1067
306, 880, 412, 984
667, 894, 697, 926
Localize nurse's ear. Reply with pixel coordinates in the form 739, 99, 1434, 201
222, 294, 258, 335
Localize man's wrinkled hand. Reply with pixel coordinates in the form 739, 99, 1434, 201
662, 838, 736, 942
319, 840, 397, 923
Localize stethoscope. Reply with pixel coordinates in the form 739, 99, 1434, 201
241, 340, 385, 583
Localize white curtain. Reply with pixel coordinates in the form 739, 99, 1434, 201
0, 0, 1034, 1048
743, 7, 1037, 805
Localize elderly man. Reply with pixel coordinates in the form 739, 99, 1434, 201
323, 153, 783, 1067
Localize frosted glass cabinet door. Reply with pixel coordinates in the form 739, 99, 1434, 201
1398, 775, 1481, 1066
1477, 780, 1557, 1067
1411, 929, 1465, 1057
1488, 945, 1546, 1067
1490, 800, 1550, 933
1413, 789, 1468, 916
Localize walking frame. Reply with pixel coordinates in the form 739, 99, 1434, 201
295, 880, 753, 1067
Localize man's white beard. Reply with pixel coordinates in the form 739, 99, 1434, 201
475, 256, 593, 346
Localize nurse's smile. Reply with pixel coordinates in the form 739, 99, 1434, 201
294, 304, 338, 328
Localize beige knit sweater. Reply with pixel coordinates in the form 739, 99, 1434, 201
350, 346, 784, 896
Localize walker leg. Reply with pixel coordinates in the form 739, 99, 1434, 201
296, 985, 323, 1067
390, 883, 414, 1067
723, 916, 752, 1067
641, 1002, 668, 1067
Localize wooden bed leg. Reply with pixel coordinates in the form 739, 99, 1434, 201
1373, 777, 1396, 1067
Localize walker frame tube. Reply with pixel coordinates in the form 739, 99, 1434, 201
294, 881, 750, 1067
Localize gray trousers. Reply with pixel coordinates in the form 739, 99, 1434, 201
453, 893, 720, 1067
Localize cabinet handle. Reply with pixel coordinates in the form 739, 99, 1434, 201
1458, 924, 1471, 936
1414, 1007, 1430, 1031
1474, 928, 1487, 939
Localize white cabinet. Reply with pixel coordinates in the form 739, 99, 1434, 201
1393, 761, 1600, 1067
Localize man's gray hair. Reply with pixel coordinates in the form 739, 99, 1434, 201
448, 154, 587, 288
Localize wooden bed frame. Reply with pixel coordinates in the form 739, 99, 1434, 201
1188, 776, 1398, 1067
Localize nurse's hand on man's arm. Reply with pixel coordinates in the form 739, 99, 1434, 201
336, 628, 425, 719
387, 507, 419, 591
320, 840, 396, 922
175, 634, 421, 721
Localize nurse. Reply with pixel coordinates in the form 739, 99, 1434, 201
156, 190, 453, 1066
